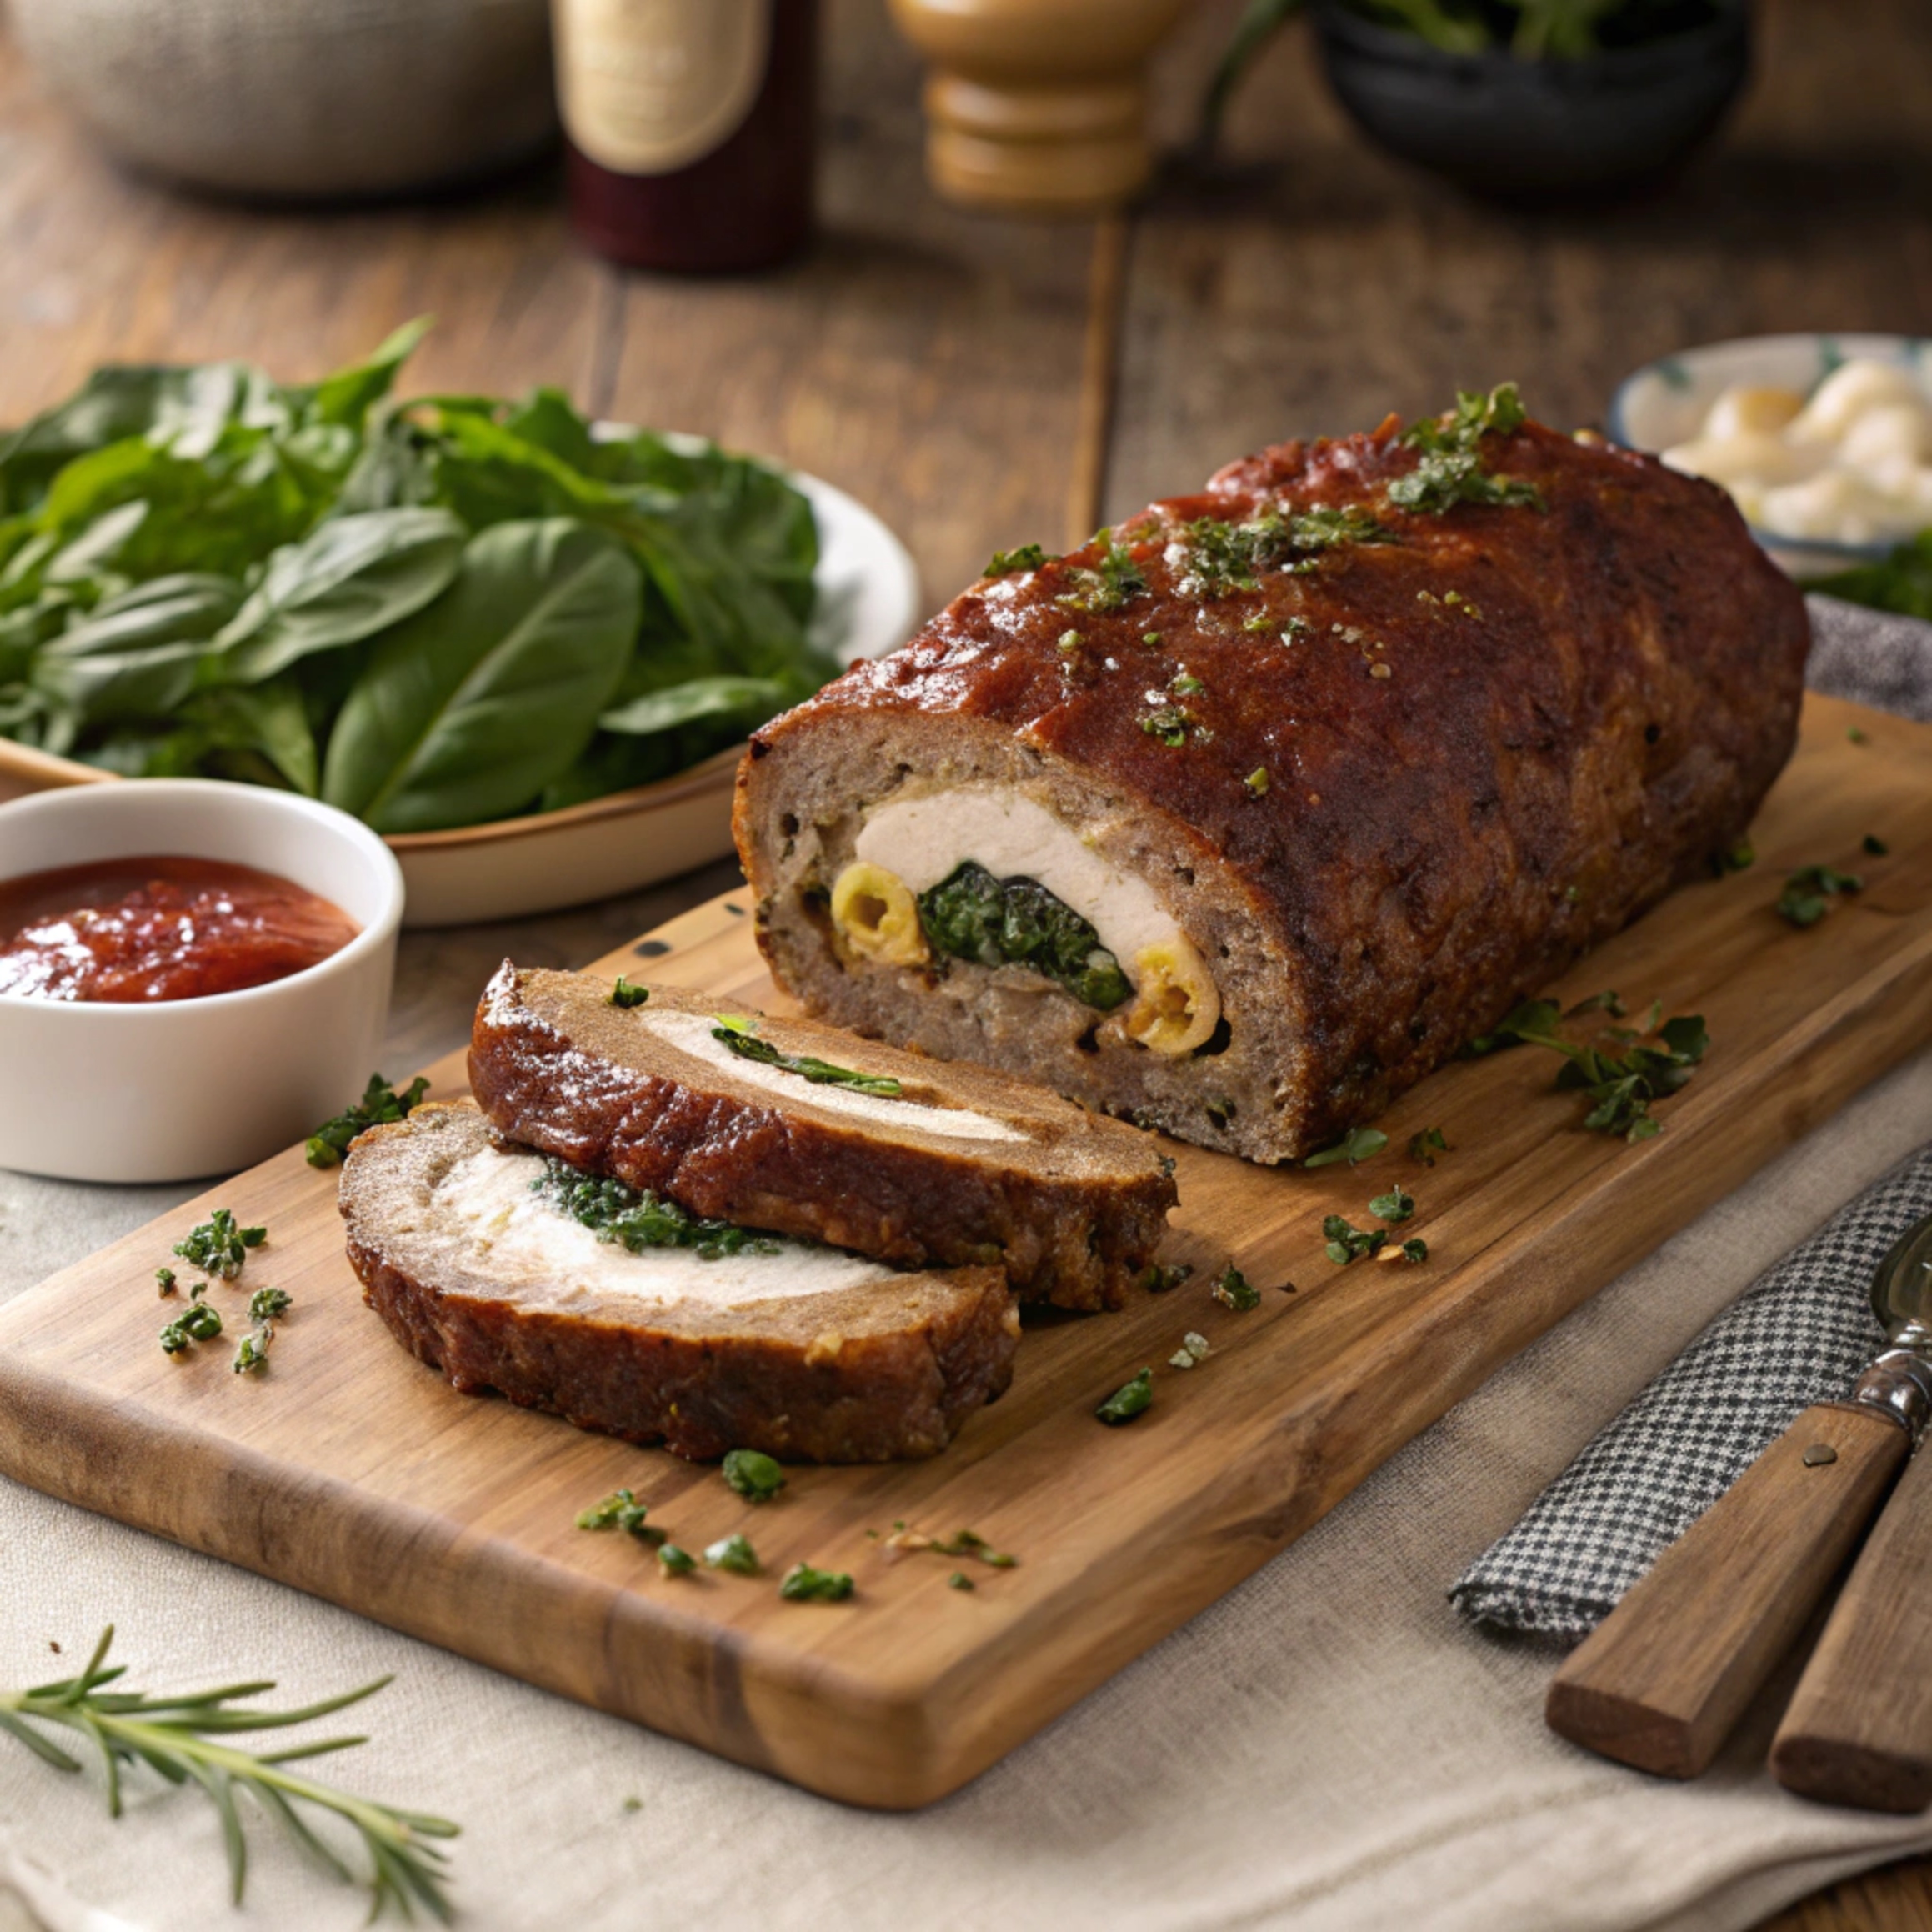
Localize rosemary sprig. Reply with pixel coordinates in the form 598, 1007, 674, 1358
0, 1628, 458, 1921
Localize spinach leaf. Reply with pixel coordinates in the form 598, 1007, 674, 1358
321, 518, 639, 833
211, 507, 466, 683
598, 673, 788, 737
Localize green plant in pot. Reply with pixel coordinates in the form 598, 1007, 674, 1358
1200, 0, 1751, 203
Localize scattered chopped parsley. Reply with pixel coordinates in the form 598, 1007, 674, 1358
1369, 1187, 1414, 1224
722, 1449, 787, 1504
1169, 1331, 1212, 1369
658, 1544, 696, 1577
1096, 1369, 1154, 1424
710, 1014, 902, 1096
305, 1073, 431, 1168
536, 1157, 780, 1260
1169, 668, 1204, 696
1409, 1127, 1448, 1166
1466, 999, 1709, 1142
1389, 384, 1543, 515
1174, 504, 1393, 598
173, 1209, 267, 1281
1055, 531, 1148, 613
155, 1268, 177, 1298
703, 1534, 760, 1576
986, 543, 1050, 577
1141, 630, 1163, 648
929, 1529, 1018, 1569
159, 1302, 223, 1354
1212, 1265, 1261, 1310
1864, 834, 1889, 856
1710, 840, 1756, 876
778, 1563, 853, 1603
1399, 1239, 1429, 1264
1244, 766, 1270, 798
1323, 1216, 1386, 1265
577, 1489, 653, 1537
1778, 864, 1864, 928
1136, 1263, 1194, 1294
948, 1571, 975, 1591
918, 861, 1132, 1011
1847, 725, 1869, 745
248, 1287, 292, 1323
1304, 1126, 1389, 1169
609, 976, 649, 1009
232, 1329, 273, 1375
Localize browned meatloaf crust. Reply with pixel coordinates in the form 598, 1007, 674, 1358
734, 410, 1810, 1164
468, 964, 1177, 1311
341, 1101, 1019, 1463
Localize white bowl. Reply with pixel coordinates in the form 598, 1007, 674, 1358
0, 781, 403, 1183
1609, 331, 1932, 579
0, 465, 919, 929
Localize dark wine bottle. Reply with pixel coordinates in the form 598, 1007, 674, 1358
554, 0, 818, 274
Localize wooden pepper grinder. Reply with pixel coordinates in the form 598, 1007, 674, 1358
887, 0, 1188, 215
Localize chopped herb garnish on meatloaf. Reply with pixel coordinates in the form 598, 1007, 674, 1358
535, 1157, 782, 1260
1389, 383, 1544, 515
1140, 702, 1197, 748
917, 861, 1132, 1011
610, 975, 649, 1008
1174, 504, 1393, 598
710, 1014, 903, 1095
985, 543, 1050, 577
1055, 531, 1149, 613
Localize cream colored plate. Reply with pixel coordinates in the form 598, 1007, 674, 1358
0, 468, 920, 927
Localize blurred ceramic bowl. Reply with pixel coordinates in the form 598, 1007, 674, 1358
1310, 1, 1749, 203
9, 0, 556, 199
0, 782, 403, 1183
1609, 332, 1932, 578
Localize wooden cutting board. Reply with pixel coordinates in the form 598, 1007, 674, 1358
2, 692, 1929, 1809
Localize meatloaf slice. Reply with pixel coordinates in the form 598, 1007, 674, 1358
341, 1101, 1019, 1463
468, 964, 1178, 1312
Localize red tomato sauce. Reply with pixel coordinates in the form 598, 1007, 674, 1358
0, 855, 360, 1003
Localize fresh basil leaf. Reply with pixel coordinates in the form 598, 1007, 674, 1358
212, 507, 466, 683
598, 673, 787, 738
301, 317, 432, 432
182, 682, 318, 795
321, 518, 640, 833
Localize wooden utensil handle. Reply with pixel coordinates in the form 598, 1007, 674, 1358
1772, 1439, 1932, 1811
1545, 1402, 1909, 1779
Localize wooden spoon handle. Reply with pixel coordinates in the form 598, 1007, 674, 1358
1545, 1401, 1909, 1778
1771, 1440, 1932, 1811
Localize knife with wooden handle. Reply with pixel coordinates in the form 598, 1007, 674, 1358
1545, 1211, 1932, 1780
1772, 1439, 1932, 1810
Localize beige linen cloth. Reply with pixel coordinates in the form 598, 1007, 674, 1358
6, 1054, 1932, 1931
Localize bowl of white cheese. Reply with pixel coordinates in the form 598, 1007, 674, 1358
1609, 333, 1932, 578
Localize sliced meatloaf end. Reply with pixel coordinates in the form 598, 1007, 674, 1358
468, 964, 1178, 1313
339, 1101, 1019, 1464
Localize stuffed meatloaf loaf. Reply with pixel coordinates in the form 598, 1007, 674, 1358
736, 391, 1811, 1164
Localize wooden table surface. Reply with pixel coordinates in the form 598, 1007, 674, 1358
2, 0, 1929, 1920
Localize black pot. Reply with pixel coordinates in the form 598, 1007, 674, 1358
1309, 2, 1752, 203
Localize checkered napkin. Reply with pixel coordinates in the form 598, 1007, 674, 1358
1450, 1147, 1932, 1639
1450, 596, 1932, 1641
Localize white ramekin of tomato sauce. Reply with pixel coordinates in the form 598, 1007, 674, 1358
0, 780, 404, 1181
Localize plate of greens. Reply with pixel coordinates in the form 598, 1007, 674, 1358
0, 321, 919, 925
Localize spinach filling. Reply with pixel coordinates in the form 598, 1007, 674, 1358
533, 1157, 781, 1260
916, 861, 1132, 1011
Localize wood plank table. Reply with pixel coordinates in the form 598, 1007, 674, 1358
0, 0, 1929, 1921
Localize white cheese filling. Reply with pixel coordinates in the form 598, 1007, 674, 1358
853, 785, 1184, 978
643, 1008, 1028, 1144
432, 1145, 893, 1312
